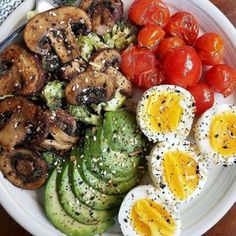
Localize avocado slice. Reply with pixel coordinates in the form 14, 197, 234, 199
81, 159, 138, 195
58, 163, 118, 224
103, 110, 146, 154
83, 127, 138, 183
44, 168, 114, 236
71, 161, 124, 210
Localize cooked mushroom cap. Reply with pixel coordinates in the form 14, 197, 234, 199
91, 49, 121, 72
0, 148, 48, 190
59, 59, 85, 81
92, 6, 115, 36
24, 6, 92, 63
65, 70, 116, 105
0, 97, 49, 151
0, 44, 45, 96
90, 49, 133, 97
79, 0, 123, 24
103, 0, 124, 21
39, 109, 78, 151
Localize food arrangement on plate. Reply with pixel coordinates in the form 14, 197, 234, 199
0, 0, 236, 235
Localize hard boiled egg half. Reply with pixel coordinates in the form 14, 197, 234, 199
137, 85, 196, 142
118, 185, 181, 236
195, 104, 236, 166
148, 140, 208, 204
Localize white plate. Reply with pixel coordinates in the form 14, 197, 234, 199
0, 0, 236, 236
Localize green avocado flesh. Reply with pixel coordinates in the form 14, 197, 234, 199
44, 168, 114, 236
71, 161, 124, 210
58, 163, 118, 224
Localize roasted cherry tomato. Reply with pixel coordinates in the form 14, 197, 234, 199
205, 64, 236, 97
195, 32, 224, 66
155, 36, 185, 60
163, 46, 202, 88
120, 45, 165, 89
165, 12, 199, 45
128, 0, 170, 28
188, 82, 215, 116
138, 25, 165, 49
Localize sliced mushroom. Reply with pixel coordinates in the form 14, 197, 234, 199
79, 0, 123, 28
59, 58, 86, 81
0, 148, 48, 190
103, 0, 124, 21
0, 44, 45, 96
39, 109, 79, 151
90, 49, 133, 97
24, 6, 92, 63
65, 70, 116, 105
92, 6, 115, 36
0, 97, 49, 151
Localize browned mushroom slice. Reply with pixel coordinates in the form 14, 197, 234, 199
65, 71, 116, 105
0, 96, 49, 151
92, 6, 115, 36
90, 49, 133, 97
40, 109, 78, 151
103, 0, 124, 21
0, 148, 48, 190
79, 0, 123, 21
79, 0, 94, 12
0, 44, 45, 96
60, 59, 85, 81
24, 6, 92, 63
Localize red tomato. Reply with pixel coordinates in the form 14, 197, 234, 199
163, 46, 202, 88
165, 12, 199, 45
155, 36, 185, 60
138, 25, 165, 49
205, 64, 236, 97
195, 32, 224, 66
188, 82, 215, 116
128, 0, 170, 28
120, 45, 165, 89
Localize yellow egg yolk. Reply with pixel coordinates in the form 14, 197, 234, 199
210, 113, 236, 156
144, 92, 183, 133
163, 150, 199, 200
130, 198, 177, 236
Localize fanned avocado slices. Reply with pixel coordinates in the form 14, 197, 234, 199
44, 168, 114, 236
58, 163, 118, 224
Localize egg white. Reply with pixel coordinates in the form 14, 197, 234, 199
118, 185, 181, 236
137, 85, 196, 142
148, 140, 208, 204
195, 104, 236, 166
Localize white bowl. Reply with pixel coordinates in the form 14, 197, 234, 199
0, 0, 236, 236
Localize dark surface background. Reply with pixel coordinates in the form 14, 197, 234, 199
1, 0, 236, 235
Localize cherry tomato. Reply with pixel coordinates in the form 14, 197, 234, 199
163, 46, 202, 88
188, 82, 215, 116
205, 64, 236, 97
138, 25, 165, 49
165, 12, 199, 45
128, 0, 170, 28
120, 45, 165, 89
155, 36, 185, 60
195, 32, 224, 66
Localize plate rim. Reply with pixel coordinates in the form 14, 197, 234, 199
0, 0, 236, 235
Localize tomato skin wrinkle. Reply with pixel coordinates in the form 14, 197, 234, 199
129, 0, 170, 28
120, 45, 165, 90
195, 32, 224, 66
165, 12, 199, 45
